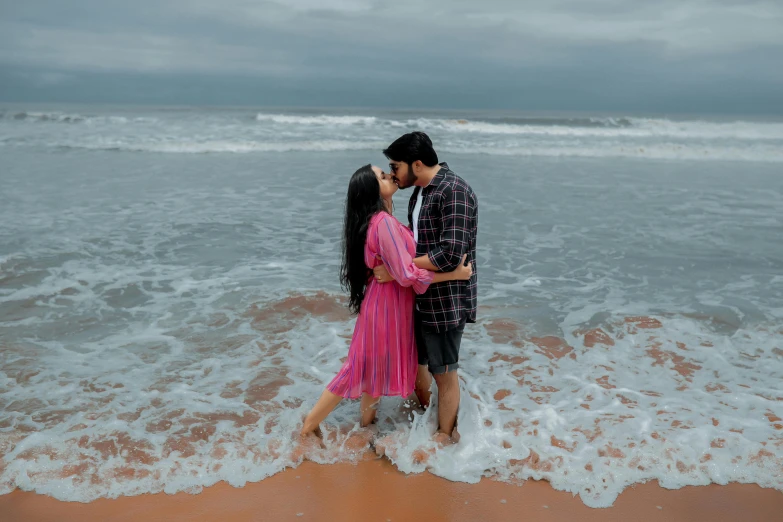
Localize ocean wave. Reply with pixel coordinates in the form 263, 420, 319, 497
56, 139, 384, 154
43, 139, 783, 162
484, 116, 634, 128
8, 111, 88, 123
400, 117, 783, 141
254, 113, 378, 126
4, 108, 783, 142
440, 142, 783, 162
3, 107, 782, 160
1, 111, 156, 125
250, 112, 783, 141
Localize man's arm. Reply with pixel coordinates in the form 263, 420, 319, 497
426, 185, 470, 272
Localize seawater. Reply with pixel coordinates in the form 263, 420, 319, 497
1, 104, 782, 507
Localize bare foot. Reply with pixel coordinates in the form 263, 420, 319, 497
300, 412, 324, 438
299, 425, 326, 450
292, 433, 326, 461
432, 431, 457, 447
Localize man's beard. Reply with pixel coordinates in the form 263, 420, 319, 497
401, 169, 417, 189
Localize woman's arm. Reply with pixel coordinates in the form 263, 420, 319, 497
376, 214, 434, 294
413, 255, 438, 271
428, 255, 471, 283
373, 252, 472, 285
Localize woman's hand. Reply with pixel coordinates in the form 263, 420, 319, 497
452, 254, 473, 280
373, 261, 394, 283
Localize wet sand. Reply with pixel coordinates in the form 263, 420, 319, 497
2, 459, 782, 522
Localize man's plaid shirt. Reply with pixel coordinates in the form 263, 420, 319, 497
408, 163, 478, 332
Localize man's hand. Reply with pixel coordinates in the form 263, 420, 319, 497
373, 257, 394, 283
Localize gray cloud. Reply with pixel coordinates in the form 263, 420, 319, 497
0, 0, 781, 112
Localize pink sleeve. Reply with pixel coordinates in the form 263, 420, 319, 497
376, 214, 433, 294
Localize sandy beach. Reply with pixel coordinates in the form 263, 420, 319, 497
2, 458, 782, 522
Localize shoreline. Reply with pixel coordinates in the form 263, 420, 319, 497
1, 459, 782, 522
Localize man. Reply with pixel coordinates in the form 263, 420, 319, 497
374, 131, 478, 441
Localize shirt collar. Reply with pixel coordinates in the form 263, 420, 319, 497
422, 162, 448, 191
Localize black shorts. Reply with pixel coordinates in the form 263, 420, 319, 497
415, 311, 465, 375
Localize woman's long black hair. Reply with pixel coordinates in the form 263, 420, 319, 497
341, 164, 386, 314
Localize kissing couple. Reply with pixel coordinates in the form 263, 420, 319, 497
301, 131, 478, 444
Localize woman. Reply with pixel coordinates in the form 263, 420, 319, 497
300, 164, 472, 436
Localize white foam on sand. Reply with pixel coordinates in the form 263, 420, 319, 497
1, 292, 781, 507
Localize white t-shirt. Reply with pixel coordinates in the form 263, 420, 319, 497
412, 188, 424, 243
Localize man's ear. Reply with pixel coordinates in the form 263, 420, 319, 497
412, 160, 421, 173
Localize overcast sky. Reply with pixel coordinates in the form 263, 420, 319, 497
1, 0, 782, 113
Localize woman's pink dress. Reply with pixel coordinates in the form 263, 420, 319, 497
327, 212, 434, 399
